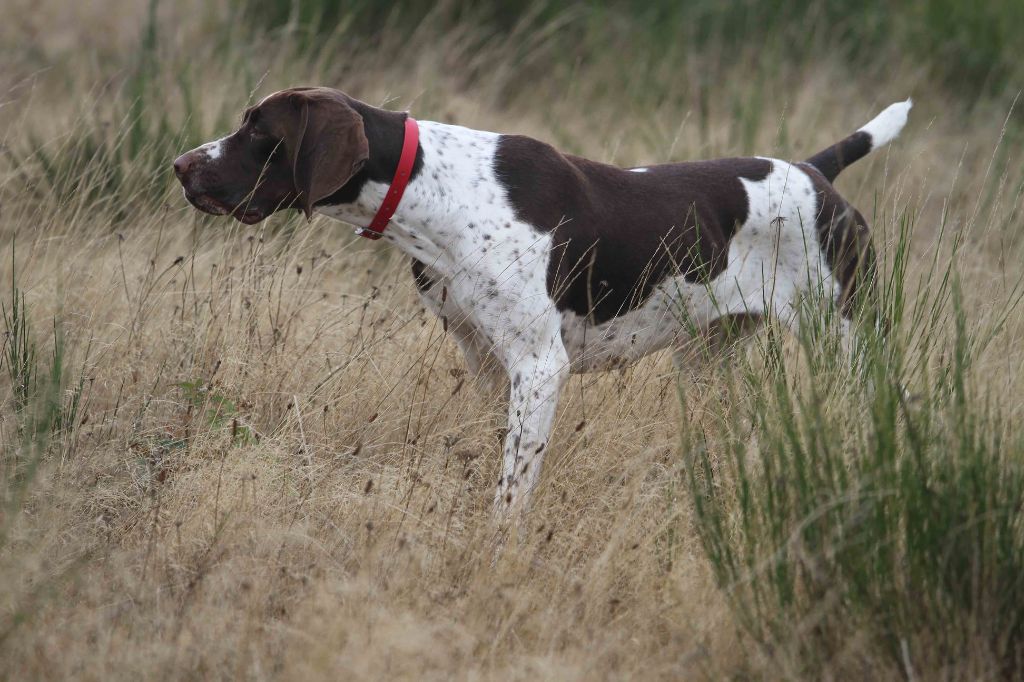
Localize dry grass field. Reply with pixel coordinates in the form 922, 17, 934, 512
2, 1, 1023, 679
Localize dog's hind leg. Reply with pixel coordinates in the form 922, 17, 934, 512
672, 312, 765, 391
820, 205, 887, 371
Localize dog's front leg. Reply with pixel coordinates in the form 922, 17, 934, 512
494, 319, 569, 519
464, 298, 569, 523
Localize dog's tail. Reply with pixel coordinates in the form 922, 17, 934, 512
805, 99, 912, 182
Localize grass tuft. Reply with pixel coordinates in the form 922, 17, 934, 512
686, 235, 1024, 675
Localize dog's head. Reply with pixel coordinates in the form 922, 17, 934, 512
172, 87, 369, 224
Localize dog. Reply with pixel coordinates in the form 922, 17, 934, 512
173, 87, 910, 520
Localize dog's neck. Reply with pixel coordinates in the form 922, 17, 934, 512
314, 103, 504, 269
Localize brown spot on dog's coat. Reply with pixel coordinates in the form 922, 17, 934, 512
495, 136, 771, 324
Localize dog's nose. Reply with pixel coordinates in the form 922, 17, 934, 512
173, 152, 194, 178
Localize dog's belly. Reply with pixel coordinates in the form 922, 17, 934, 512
559, 276, 712, 373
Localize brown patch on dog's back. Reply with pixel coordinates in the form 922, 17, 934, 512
494, 135, 771, 324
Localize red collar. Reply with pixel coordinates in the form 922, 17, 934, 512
356, 116, 419, 240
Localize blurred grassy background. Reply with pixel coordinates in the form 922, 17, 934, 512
243, 0, 1024, 100
3, 0, 1020, 221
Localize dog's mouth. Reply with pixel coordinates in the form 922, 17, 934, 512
185, 192, 266, 224
232, 207, 267, 225
186, 192, 230, 216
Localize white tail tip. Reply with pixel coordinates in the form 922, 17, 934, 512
858, 99, 913, 150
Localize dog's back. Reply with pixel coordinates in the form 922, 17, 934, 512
495, 100, 912, 329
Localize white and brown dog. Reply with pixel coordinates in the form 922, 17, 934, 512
173, 87, 911, 519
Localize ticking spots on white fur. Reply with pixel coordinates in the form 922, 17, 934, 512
200, 137, 225, 161
317, 122, 567, 518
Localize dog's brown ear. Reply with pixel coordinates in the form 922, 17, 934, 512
279, 88, 369, 220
